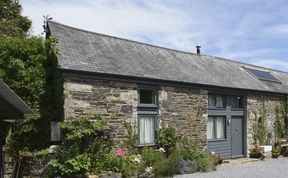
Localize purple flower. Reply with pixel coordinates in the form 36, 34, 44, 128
67, 120, 72, 126
178, 159, 186, 174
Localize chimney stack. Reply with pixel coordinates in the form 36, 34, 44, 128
196, 46, 201, 54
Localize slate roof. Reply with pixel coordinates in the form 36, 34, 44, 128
47, 21, 288, 94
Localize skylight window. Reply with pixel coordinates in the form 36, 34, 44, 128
243, 67, 281, 83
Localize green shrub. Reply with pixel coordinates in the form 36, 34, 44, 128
153, 150, 181, 177
196, 152, 215, 172
49, 115, 114, 176
179, 142, 198, 161
141, 147, 164, 167
97, 149, 139, 177
158, 126, 180, 156
34, 148, 50, 157
49, 154, 91, 176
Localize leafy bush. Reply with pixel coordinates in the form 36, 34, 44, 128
196, 152, 215, 172
153, 150, 181, 177
141, 147, 164, 167
158, 126, 180, 156
178, 141, 198, 161
152, 148, 215, 176
49, 115, 142, 177
49, 154, 91, 176
94, 149, 138, 177
49, 115, 114, 176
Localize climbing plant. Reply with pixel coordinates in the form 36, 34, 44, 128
274, 105, 285, 141
252, 100, 268, 145
279, 96, 288, 134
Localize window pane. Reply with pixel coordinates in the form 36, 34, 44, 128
140, 90, 155, 104
208, 96, 215, 107
215, 96, 224, 108
231, 96, 243, 109
207, 117, 214, 139
215, 117, 225, 139
139, 116, 155, 144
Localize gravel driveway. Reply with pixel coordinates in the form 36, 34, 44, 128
175, 157, 288, 178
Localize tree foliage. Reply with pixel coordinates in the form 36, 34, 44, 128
0, 0, 32, 37
0, 36, 61, 153
0, 0, 63, 154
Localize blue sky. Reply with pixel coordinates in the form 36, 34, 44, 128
22, 0, 288, 71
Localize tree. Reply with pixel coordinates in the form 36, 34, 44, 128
0, 36, 60, 152
0, 0, 32, 37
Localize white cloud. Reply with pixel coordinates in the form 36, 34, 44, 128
21, 0, 288, 71
21, 0, 195, 50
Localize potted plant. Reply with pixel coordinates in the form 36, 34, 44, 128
249, 145, 263, 158
272, 141, 281, 158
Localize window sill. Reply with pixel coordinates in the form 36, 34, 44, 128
137, 143, 156, 147
208, 139, 227, 142
138, 104, 158, 108
208, 107, 226, 110
231, 108, 244, 111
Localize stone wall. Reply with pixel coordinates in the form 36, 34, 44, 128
64, 78, 138, 144
64, 77, 208, 148
246, 95, 281, 148
159, 87, 208, 149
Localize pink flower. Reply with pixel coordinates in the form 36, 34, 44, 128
115, 148, 125, 157
179, 131, 186, 138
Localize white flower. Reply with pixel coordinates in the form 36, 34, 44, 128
158, 148, 166, 153
132, 155, 142, 163
49, 145, 59, 154
145, 167, 153, 173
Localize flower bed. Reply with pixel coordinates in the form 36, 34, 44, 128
27, 115, 218, 177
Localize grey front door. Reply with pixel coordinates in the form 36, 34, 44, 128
231, 117, 243, 157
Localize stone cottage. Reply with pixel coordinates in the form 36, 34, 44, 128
47, 21, 288, 159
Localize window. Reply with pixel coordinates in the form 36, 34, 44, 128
207, 116, 226, 140
231, 96, 244, 109
208, 95, 225, 108
138, 86, 158, 146
139, 115, 156, 145
139, 89, 156, 104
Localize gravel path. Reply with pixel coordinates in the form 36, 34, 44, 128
175, 157, 288, 178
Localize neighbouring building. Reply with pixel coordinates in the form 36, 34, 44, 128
47, 21, 288, 159
0, 79, 33, 178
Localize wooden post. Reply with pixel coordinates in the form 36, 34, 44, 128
0, 119, 3, 178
